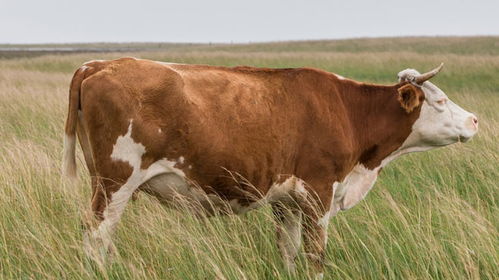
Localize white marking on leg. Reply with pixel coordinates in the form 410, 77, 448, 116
317, 211, 330, 229
267, 176, 306, 202
89, 174, 143, 254
228, 176, 309, 214
276, 207, 302, 272
268, 177, 309, 272
330, 182, 341, 216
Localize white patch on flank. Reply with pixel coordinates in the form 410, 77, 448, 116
188, 165, 192, 169
110, 121, 145, 170
84, 120, 189, 260
158, 128, 162, 133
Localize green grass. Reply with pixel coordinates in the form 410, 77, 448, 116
0, 37, 497, 279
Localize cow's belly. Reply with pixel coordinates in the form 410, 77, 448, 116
140, 173, 306, 216
139, 173, 234, 215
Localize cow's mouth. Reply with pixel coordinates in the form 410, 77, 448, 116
457, 135, 472, 143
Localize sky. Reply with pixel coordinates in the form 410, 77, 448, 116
0, 0, 497, 44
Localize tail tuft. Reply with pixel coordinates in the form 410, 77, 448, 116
63, 134, 77, 178
63, 66, 86, 179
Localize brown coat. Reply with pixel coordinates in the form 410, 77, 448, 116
63, 57, 427, 275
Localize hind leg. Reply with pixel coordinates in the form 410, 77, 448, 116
83, 159, 177, 263
83, 174, 142, 264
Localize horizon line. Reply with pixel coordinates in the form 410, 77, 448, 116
1, 34, 498, 46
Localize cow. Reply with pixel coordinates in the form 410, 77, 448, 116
62, 57, 478, 279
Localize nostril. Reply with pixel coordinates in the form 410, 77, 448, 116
470, 115, 479, 130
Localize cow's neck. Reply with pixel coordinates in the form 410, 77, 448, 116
338, 81, 421, 170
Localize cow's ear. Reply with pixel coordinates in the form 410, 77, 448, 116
397, 84, 423, 113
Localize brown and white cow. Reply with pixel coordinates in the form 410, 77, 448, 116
63, 58, 477, 278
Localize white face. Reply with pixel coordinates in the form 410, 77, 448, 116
398, 69, 478, 151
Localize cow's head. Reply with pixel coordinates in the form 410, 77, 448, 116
396, 64, 478, 151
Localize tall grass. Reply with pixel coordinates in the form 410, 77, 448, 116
0, 37, 497, 279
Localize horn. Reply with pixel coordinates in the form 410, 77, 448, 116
414, 63, 444, 84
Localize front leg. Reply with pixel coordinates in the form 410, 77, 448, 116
299, 187, 332, 280
272, 202, 303, 273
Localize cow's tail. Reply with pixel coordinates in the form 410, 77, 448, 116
62, 66, 86, 178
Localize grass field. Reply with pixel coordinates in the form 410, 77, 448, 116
0, 37, 497, 279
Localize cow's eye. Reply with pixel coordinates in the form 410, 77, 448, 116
437, 99, 447, 105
